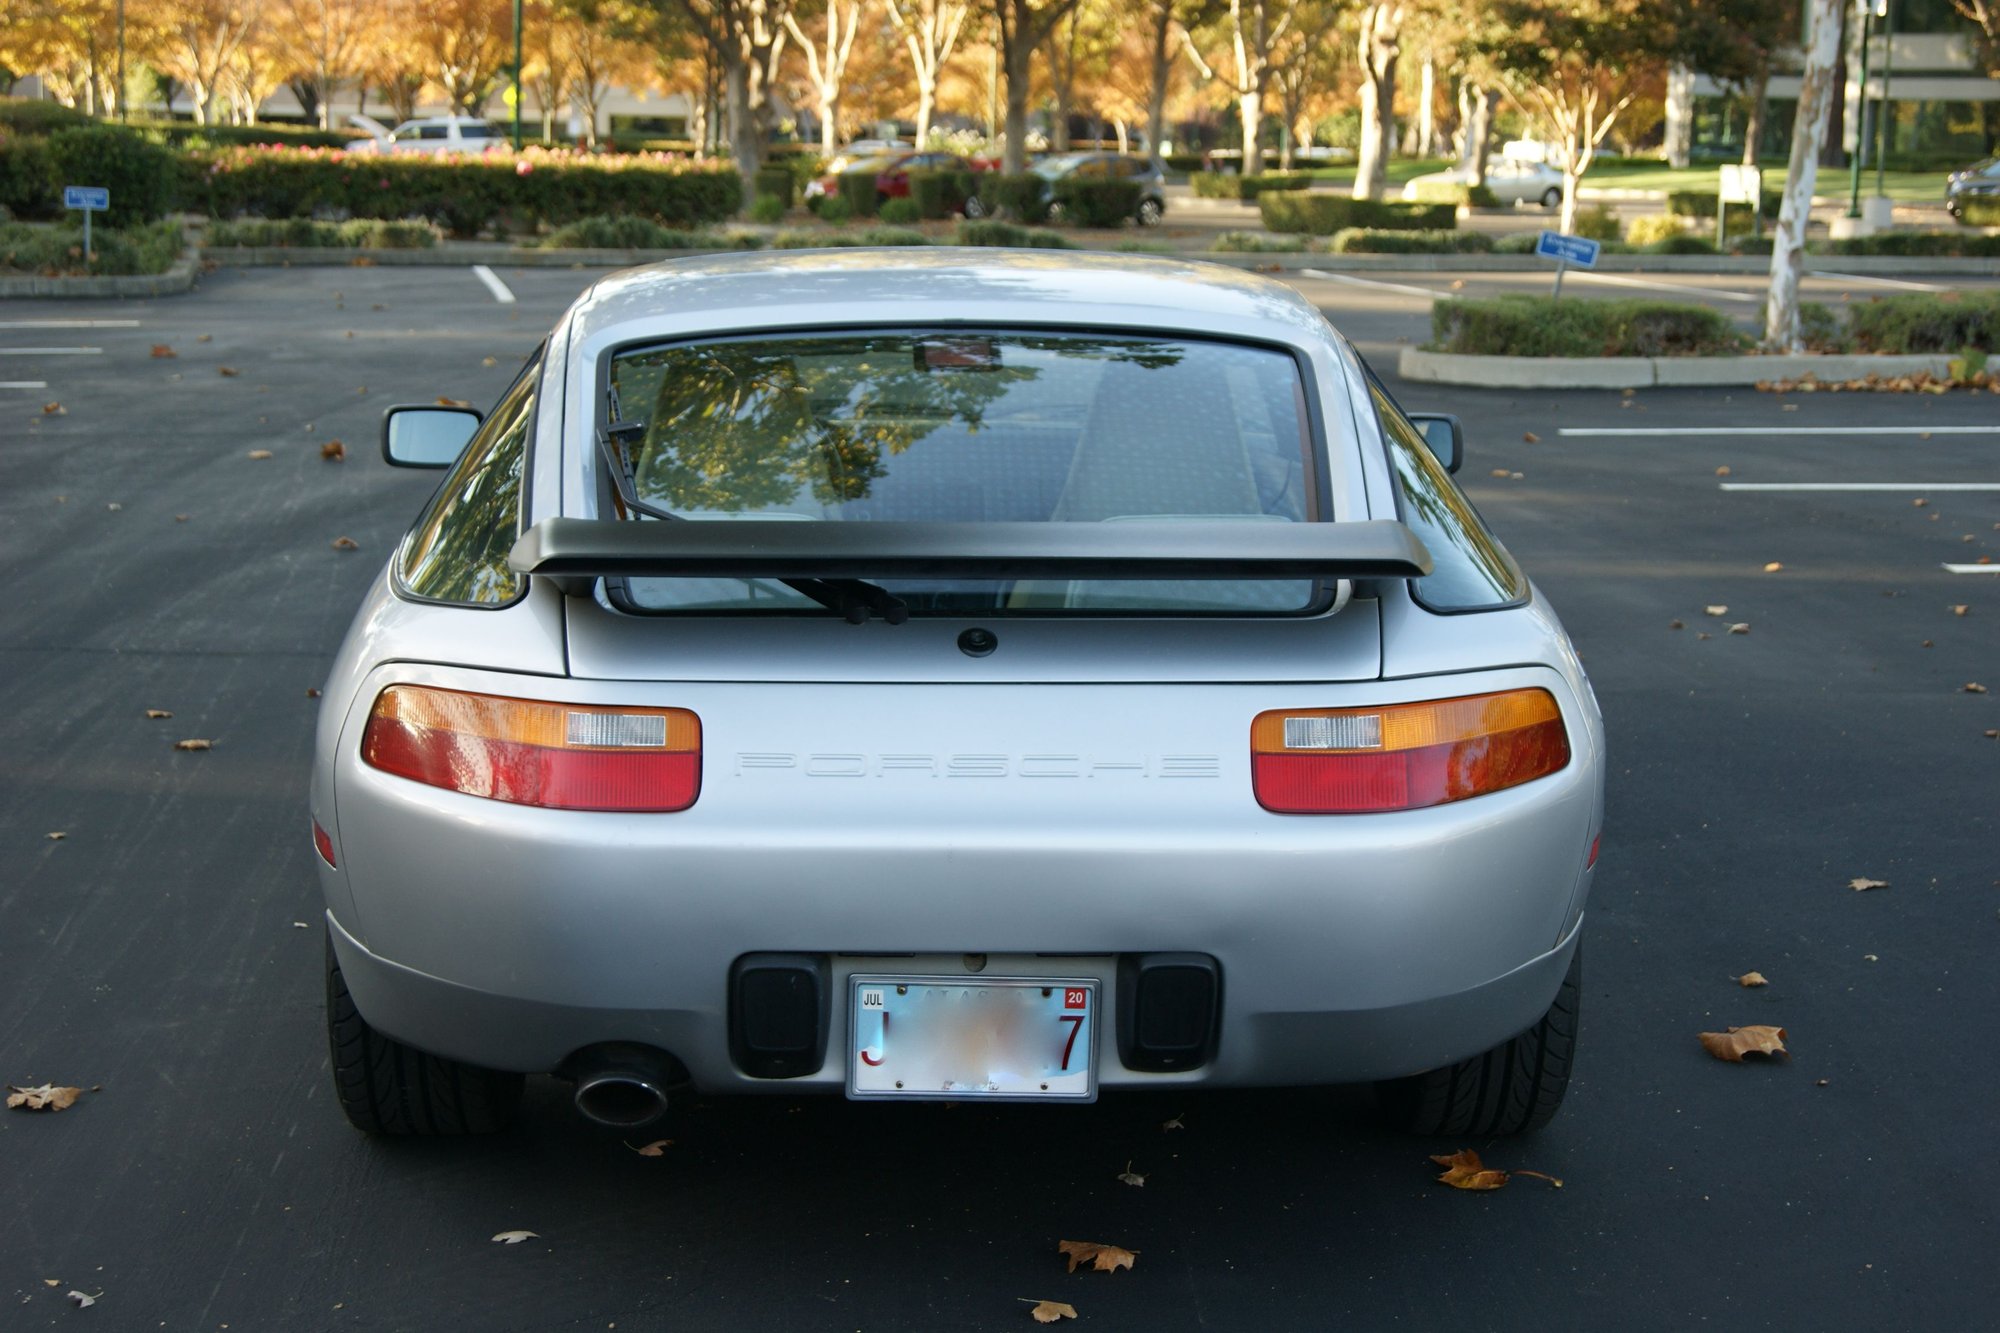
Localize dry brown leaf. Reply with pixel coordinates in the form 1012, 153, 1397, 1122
145, 709, 172, 719
67, 1290, 98, 1308
306, 687, 322, 698
1668, 619, 1685, 630
1430, 1148, 1509, 1191
1715, 465, 1731, 476
1025, 1300, 1078, 1323
1522, 431, 1540, 443
1117, 1160, 1146, 1187
217, 366, 240, 377
1704, 605, 1728, 617
491, 1230, 538, 1244
46, 831, 65, 840
7, 1084, 84, 1111
197, 333, 212, 342
627, 1139, 673, 1157
1850, 877, 1888, 891
1699, 1025, 1788, 1062
1490, 468, 1511, 478
1727, 623, 1750, 635
1058, 1240, 1137, 1274
175, 514, 189, 522
246, 449, 272, 460
106, 502, 121, 510
1763, 562, 1784, 573
174, 738, 213, 752
482, 356, 498, 367
1985, 729, 1998, 739
1161, 1112, 1185, 1132
320, 440, 346, 461
42, 401, 64, 415
150, 343, 175, 358
1736, 971, 1768, 988
1913, 498, 1928, 507
42, 1279, 57, 1287
331, 536, 359, 551
1964, 682, 1988, 694
1697, 631, 1712, 640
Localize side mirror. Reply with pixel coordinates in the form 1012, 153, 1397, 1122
1406, 413, 1464, 474
381, 405, 482, 468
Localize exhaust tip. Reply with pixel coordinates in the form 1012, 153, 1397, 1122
574, 1073, 670, 1128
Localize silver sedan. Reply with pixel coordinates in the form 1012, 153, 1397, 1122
313, 250, 1604, 1140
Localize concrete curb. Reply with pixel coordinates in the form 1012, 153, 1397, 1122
0, 247, 201, 299
1398, 347, 1959, 389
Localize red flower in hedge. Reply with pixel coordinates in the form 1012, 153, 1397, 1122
516, 160, 533, 175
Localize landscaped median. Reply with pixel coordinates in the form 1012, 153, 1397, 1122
1400, 292, 1996, 389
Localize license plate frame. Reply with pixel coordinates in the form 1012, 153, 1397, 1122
846, 975, 1098, 1102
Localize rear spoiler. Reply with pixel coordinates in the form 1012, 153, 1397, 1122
509, 518, 1432, 596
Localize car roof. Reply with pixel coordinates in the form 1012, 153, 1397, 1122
567, 250, 1336, 352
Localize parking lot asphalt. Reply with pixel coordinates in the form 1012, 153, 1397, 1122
2, 262, 1996, 1331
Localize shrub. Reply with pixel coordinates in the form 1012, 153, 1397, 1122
0, 134, 57, 219
1642, 233, 1718, 255
975, 172, 1048, 222
139, 119, 350, 151
1798, 302, 1847, 352
44, 125, 178, 223
205, 217, 439, 248
1327, 227, 1493, 254
1818, 230, 2000, 258
1624, 213, 1688, 247
1570, 204, 1620, 242
909, 168, 975, 219
878, 196, 922, 225
1843, 291, 2000, 353
1956, 195, 2000, 226
1403, 179, 1500, 208
1429, 295, 1747, 357
1666, 189, 1781, 231
815, 195, 854, 224
1259, 193, 1454, 234
1210, 230, 1305, 253
538, 215, 755, 249
769, 225, 929, 248
952, 219, 1076, 248
837, 169, 880, 216
753, 163, 795, 206
0, 218, 184, 275
1051, 177, 1141, 227
1163, 152, 1207, 172
1190, 171, 1312, 200
1729, 235, 1774, 256
749, 193, 788, 224
0, 99, 95, 137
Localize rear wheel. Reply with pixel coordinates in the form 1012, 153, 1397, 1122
1375, 944, 1580, 1137
1541, 187, 1562, 209
1136, 197, 1164, 227
326, 932, 523, 1135
963, 194, 989, 219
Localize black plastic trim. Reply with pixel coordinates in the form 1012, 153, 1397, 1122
729, 953, 830, 1080
1116, 953, 1221, 1073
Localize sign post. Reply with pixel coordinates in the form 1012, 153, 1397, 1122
1535, 230, 1601, 301
1718, 163, 1762, 249
62, 185, 110, 264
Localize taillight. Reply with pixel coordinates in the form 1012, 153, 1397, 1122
361, 685, 700, 812
1251, 689, 1569, 814
313, 819, 338, 867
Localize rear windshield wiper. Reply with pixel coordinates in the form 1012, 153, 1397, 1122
596, 423, 908, 624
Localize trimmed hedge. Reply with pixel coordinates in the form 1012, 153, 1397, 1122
909, 168, 975, 219
1211, 230, 1306, 253
1956, 195, 2000, 226
0, 218, 183, 275
770, 225, 929, 248
1190, 171, 1312, 200
1819, 229, 2000, 258
753, 164, 795, 205
975, 172, 1048, 222
1403, 179, 1500, 208
1641, 233, 1719, 255
0, 135, 57, 219
1429, 295, 1747, 357
539, 215, 758, 249
1667, 190, 1781, 233
879, 197, 922, 225
837, 169, 880, 216
1844, 291, 2000, 353
140, 119, 351, 151
189, 147, 743, 236
0, 99, 95, 136
1052, 177, 1142, 227
953, 219, 1076, 248
206, 218, 439, 248
1259, 193, 1454, 234
1328, 228, 1493, 254
1624, 213, 1688, 247
44, 126, 179, 223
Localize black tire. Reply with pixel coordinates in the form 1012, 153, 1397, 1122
1375, 944, 1580, 1137
1136, 197, 1164, 227
1541, 187, 1562, 209
326, 933, 523, 1135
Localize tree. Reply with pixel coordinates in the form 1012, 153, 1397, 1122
1269, 0, 1342, 169
225, 29, 294, 123
1043, 0, 1119, 150
652, 0, 797, 187
150, 0, 269, 124
785, 0, 863, 151
0, 0, 160, 116
408, 0, 513, 115
1951, 1, 2000, 68
1765, 0, 1842, 350
1669, 0, 1801, 167
884, 0, 970, 146
1182, 0, 1294, 171
989, 0, 1085, 172
1351, 3, 1403, 200
276, 0, 380, 130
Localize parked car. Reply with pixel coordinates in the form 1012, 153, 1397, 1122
822, 139, 910, 176
321, 250, 1604, 1140
964, 152, 1167, 225
804, 153, 909, 207
345, 114, 502, 156
875, 151, 986, 204
1401, 159, 1566, 208
1945, 156, 2000, 217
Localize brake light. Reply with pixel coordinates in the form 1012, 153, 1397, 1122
1251, 689, 1568, 814
361, 685, 700, 812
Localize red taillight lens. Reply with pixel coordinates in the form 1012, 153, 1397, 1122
361, 686, 701, 812
313, 819, 337, 867
1251, 689, 1569, 814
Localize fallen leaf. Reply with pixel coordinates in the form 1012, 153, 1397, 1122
7, 1084, 84, 1111
1025, 1300, 1078, 1323
1715, 465, 1731, 476
331, 536, 359, 551
1864, 953, 1879, 962
1512, 1169, 1565, 1188
197, 334, 212, 343
1985, 729, 1998, 739
491, 1230, 538, 1244
1922, 640, 1935, 648
145, 709, 172, 719
1914, 498, 1928, 507
247, 449, 273, 460
482, 356, 498, 367
1850, 877, 1888, 891
1763, 562, 1784, 573
1705, 605, 1728, 617
1699, 1025, 1788, 1061
291, 921, 310, 929
1727, 622, 1750, 635
1668, 619, 1685, 630
320, 440, 346, 462
42, 1279, 57, 1287
1161, 1112, 1185, 1132
217, 366, 240, 377
437, 396, 472, 408
150, 344, 175, 358
175, 514, 189, 522
1736, 971, 1768, 987
67, 1290, 98, 1308
1697, 631, 1712, 640
1490, 468, 1511, 478
1058, 1240, 1137, 1274
106, 502, 121, 511
46, 831, 65, 840
174, 738, 213, 751
42, 401, 64, 415
1117, 1160, 1146, 1187
306, 687, 322, 698
1965, 683, 1988, 694
1430, 1148, 1509, 1191
627, 1139, 673, 1157
1522, 431, 1540, 443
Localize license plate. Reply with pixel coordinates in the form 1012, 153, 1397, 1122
848, 977, 1097, 1101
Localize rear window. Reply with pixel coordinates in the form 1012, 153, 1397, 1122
604, 330, 1321, 615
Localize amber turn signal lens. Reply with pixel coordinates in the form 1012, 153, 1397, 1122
1251, 689, 1568, 813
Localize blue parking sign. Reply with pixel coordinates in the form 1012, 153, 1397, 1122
1535, 230, 1601, 267
63, 185, 110, 211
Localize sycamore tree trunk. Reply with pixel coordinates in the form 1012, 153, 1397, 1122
1766, 0, 1844, 350
1002, 35, 1032, 173
1742, 66, 1771, 167
1239, 84, 1261, 170
1145, 5, 1172, 156
725, 58, 760, 190
1352, 4, 1401, 200
1465, 86, 1498, 184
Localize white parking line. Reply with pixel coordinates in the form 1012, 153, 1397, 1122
471, 265, 516, 304
1563, 426, 2000, 437
1568, 271, 1759, 302
0, 380, 50, 389
1295, 268, 1443, 301
0, 319, 141, 328
0, 347, 102, 356
1944, 564, 2000, 573
1720, 482, 2000, 491
1806, 270, 1947, 292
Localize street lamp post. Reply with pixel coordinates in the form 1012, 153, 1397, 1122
1873, 0, 1894, 199
116, 0, 126, 123
512, 0, 525, 152
1846, 0, 1873, 217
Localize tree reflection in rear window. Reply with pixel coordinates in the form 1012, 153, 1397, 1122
604, 330, 1325, 615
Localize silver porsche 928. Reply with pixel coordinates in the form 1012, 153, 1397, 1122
311, 249, 1604, 1139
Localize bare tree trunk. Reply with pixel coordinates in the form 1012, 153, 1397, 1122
1766, 0, 1843, 351
1145, 2, 1172, 156
1417, 55, 1435, 158
725, 58, 758, 188
1742, 65, 1771, 165
1239, 84, 1261, 169
1466, 86, 1497, 184
1352, 4, 1401, 200
1002, 31, 1032, 173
